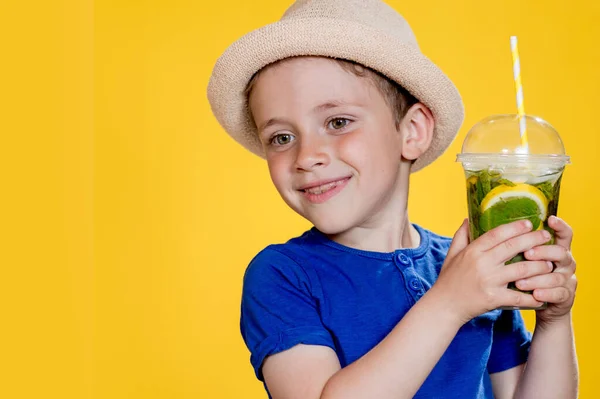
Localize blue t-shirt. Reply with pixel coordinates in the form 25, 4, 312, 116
240, 224, 532, 398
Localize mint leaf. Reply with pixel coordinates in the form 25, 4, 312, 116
466, 174, 484, 240
479, 197, 542, 232
480, 170, 492, 198
506, 253, 526, 265
534, 181, 554, 201
496, 178, 516, 187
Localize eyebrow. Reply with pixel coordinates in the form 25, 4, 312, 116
258, 118, 286, 134
312, 100, 353, 113
257, 100, 357, 134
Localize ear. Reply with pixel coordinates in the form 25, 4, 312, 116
399, 103, 435, 161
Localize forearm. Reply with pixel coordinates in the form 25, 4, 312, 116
514, 313, 578, 399
321, 287, 463, 399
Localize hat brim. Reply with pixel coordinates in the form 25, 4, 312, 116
207, 17, 464, 172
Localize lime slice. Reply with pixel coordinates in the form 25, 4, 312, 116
479, 183, 549, 232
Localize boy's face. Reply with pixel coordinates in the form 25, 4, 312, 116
249, 57, 415, 235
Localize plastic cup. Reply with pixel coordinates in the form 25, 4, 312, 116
457, 114, 570, 310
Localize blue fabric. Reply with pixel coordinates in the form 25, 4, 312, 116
240, 224, 532, 398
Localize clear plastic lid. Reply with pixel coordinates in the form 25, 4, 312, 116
456, 114, 570, 166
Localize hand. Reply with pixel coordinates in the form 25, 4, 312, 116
434, 218, 553, 324
514, 216, 577, 325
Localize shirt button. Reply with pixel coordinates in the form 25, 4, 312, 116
409, 279, 421, 290
397, 253, 410, 265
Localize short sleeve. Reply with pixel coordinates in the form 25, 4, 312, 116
240, 247, 336, 381
487, 309, 532, 374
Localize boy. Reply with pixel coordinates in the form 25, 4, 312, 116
207, 1, 578, 398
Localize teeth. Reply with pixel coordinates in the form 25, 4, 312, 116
305, 181, 339, 195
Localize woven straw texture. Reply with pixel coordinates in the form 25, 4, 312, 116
207, 0, 465, 172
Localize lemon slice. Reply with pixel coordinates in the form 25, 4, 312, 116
479, 184, 549, 231
481, 184, 548, 219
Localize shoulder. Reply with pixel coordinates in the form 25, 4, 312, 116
416, 224, 453, 257
243, 231, 317, 293
422, 226, 452, 246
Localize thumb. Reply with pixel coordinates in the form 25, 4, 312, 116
446, 219, 470, 262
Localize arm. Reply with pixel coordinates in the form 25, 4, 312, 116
490, 365, 524, 399
264, 288, 463, 399
512, 314, 578, 399
492, 216, 579, 399
263, 220, 553, 399
489, 315, 577, 399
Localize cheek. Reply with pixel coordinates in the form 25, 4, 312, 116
266, 154, 291, 190
336, 130, 369, 164
337, 128, 400, 170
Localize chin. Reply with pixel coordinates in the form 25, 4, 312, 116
306, 213, 355, 236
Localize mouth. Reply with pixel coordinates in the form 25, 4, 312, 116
298, 176, 351, 204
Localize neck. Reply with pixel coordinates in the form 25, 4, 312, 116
326, 164, 420, 252
330, 214, 419, 252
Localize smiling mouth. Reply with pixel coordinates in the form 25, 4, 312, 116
301, 180, 345, 195
298, 177, 351, 203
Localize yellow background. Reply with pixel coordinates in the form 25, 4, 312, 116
2, 0, 598, 398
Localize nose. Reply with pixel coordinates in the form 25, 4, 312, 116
294, 135, 330, 172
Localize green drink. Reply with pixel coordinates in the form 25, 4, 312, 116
457, 115, 570, 310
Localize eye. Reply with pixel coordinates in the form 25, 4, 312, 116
328, 118, 350, 130
270, 133, 295, 146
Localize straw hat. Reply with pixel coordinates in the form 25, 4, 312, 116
207, 0, 464, 172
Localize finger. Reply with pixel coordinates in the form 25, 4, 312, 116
548, 216, 573, 249
474, 220, 533, 252
514, 268, 568, 291
524, 244, 575, 271
532, 286, 571, 304
488, 229, 552, 264
446, 219, 469, 261
498, 289, 545, 309
498, 260, 554, 286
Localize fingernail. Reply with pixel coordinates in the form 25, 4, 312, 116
527, 249, 535, 257
542, 230, 551, 239
524, 220, 533, 230
518, 279, 528, 289
547, 261, 554, 271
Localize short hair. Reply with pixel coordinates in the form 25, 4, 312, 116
245, 57, 419, 129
